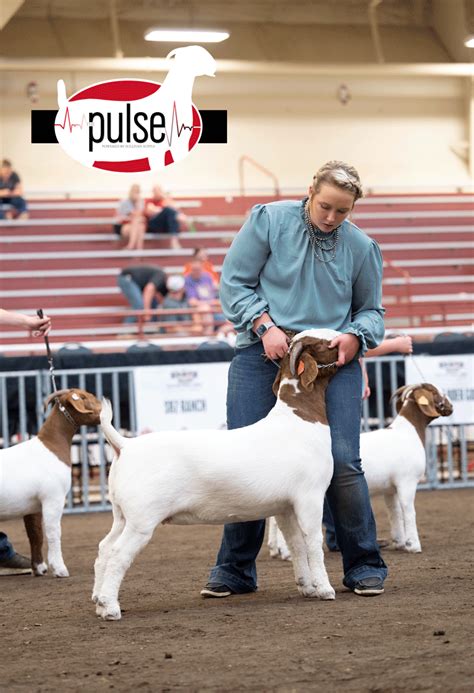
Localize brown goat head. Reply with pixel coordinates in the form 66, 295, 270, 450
43, 388, 102, 427
392, 383, 453, 420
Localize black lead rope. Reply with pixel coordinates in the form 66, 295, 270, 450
37, 308, 58, 393
37, 309, 78, 429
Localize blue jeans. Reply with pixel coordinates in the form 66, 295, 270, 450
1, 196, 27, 215
147, 207, 179, 235
209, 342, 387, 592
323, 499, 339, 551
117, 274, 158, 324
0, 532, 15, 561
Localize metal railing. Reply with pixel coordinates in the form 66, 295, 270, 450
1, 356, 472, 515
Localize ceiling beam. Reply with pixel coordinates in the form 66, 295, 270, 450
0, 57, 473, 77
0, 0, 25, 31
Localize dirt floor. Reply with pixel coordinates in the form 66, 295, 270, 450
1, 489, 473, 692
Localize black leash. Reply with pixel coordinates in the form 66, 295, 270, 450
37, 308, 58, 393
37, 309, 77, 428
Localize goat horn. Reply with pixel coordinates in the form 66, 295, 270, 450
289, 341, 304, 376
43, 389, 71, 410
389, 384, 418, 404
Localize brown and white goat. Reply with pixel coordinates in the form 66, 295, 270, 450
0, 389, 102, 576
93, 329, 340, 620
268, 382, 453, 559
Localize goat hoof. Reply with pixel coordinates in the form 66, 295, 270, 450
298, 585, 318, 598
392, 541, 406, 551
103, 605, 122, 621
316, 586, 336, 601
53, 566, 70, 578
33, 562, 48, 576
405, 543, 422, 553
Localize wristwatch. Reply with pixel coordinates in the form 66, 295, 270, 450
255, 321, 276, 338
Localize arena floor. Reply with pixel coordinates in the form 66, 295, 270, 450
1, 488, 473, 692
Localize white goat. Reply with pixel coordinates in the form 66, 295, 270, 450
268, 382, 453, 559
0, 389, 102, 576
93, 329, 341, 620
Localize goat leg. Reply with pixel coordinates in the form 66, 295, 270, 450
23, 513, 47, 576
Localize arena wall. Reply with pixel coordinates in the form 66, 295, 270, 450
0, 69, 470, 194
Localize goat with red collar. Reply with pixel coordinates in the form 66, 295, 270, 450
0, 389, 102, 577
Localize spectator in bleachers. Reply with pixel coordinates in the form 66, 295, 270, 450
0, 159, 28, 220
183, 248, 219, 287
145, 185, 188, 250
117, 264, 168, 323
114, 184, 146, 251
161, 274, 192, 332
184, 258, 225, 335
0, 308, 51, 576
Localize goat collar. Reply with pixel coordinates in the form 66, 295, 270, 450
55, 398, 78, 429
262, 353, 338, 371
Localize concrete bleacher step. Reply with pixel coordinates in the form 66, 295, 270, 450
0, 192, 472, 349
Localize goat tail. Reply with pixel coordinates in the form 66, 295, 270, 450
100, 398, 126, 455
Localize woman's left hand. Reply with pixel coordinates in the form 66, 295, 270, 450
329, 333, 360, 366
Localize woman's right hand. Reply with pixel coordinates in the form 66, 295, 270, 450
262, 327, 290, 360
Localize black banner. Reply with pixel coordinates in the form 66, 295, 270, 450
31, 109, 227, 144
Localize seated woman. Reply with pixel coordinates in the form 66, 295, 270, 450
145, 185, 187, 250
114, 184, 146, 251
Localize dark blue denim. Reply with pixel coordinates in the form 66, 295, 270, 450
147, 206, 179, 235
117, 274, 158, 324
1, 196, 27, 216
0, 532, 15, 561
209, 341, 387, 592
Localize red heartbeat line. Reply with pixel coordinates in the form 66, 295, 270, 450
55, 107, 87, 133
164, 102, 199, 147
54, 102, 199, 144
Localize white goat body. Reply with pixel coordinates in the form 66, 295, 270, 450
93, 329, 340, 620
0, 388, 101, 576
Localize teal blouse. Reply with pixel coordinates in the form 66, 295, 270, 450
219, 199, 385, 353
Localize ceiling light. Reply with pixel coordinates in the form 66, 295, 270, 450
144, 29, 229, 43
464, 35, 474, 48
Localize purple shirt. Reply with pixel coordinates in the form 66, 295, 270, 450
184, 271, 216, 302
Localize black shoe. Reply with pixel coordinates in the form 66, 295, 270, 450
200, 583, 234, 598
352, 576, 385, 596
0, 553, 32, 576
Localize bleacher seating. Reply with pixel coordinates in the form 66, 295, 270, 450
0, 192, 472, 353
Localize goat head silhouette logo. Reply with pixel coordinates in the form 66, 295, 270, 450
54, 46, 216, 173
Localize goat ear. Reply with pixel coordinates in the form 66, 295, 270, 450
414, 389, 439, 418
299, 353, 319, 391
66, 392, 94, 414
272, 369, 282, 397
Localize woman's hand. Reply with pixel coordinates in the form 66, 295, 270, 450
262, 327, 290, 360
329, 333, 360, 366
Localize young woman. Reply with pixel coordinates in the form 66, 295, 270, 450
201, 161, 388, 599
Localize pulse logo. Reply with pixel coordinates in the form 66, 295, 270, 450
54, 46, 216, 173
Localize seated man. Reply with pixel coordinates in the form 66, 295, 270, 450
144, 185, 185, 250
0, 159, 28, 220
117, 264, 168, 323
